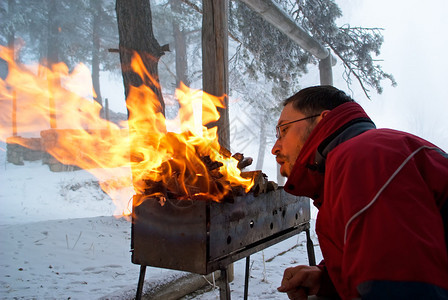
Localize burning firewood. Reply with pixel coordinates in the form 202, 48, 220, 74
232, 152, 253, 170
241, 170, 272, 196
219, 147, 253, 170
200, 155, 224, 179
138, 139, 276, 204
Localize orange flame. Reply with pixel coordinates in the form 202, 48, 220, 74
0, 46, 254, 217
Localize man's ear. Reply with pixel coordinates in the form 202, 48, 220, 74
321, 110, 331, 118
316, 110, 331, 123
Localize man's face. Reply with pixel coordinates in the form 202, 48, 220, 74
271, 103, 320, 177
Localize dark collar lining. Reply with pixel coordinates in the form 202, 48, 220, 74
313, 118, 376, 173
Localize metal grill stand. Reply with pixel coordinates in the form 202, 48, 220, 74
131, 188, 316, 299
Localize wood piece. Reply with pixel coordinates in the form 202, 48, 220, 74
232, 152, 253, 170
141, 150, 271, 202
241, 171, 268, 196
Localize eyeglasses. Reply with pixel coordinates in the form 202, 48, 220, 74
275, 114, 320, 139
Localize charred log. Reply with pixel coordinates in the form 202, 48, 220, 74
139, 142, 276, 203
232, 152, 253, 170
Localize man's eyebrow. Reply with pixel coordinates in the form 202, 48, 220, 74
277, 120, 290, 126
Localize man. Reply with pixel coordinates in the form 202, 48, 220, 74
272, 85, 448, 299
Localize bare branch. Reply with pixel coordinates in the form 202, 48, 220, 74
180, 0, 241, 44
329, 45, 372, 100
180, 0, 202, 14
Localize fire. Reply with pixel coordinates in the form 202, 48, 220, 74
0, 45, 254, 217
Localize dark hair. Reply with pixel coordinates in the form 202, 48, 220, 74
283, 85, 354, 115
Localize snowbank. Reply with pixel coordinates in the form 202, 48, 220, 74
0, 156, 321, 299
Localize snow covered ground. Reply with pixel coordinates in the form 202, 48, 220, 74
0, 148, 322, 300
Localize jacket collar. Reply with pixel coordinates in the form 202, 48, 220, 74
283, 102, 375, 207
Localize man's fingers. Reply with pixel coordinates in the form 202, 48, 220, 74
286, 287, 308, 300
278, 268, 294, 291
278, 265, 322, 297
278, 267, 306, 292
277, 285, 288, 292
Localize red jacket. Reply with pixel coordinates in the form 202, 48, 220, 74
284, 102, 448, 299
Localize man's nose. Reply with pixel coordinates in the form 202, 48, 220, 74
271, 139, 280, 155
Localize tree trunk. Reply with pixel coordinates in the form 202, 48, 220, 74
116, 0, 167, 191
115, 0, 166, 119
46, 0, 60, 129
46, 0, 59, 66
171, 0, 190, 88
91, 0, 103, 109
7, 0, 17, 136
7, 0, 15, 52
255, 113, 267, 170
202, 0, 230, 150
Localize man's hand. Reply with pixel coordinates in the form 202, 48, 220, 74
277, 265, 322, 300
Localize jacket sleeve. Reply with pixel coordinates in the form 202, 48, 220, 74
325, 139, 448, 297
316, 260, 340, 298
357, 280, 448, 300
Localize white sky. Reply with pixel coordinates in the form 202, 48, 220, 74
332, 0, 448, 151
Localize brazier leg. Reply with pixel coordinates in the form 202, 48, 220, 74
305, 226, 316, 266
244, 256, 250, 300
219, 266, 231, 300
136, 265, 146, 300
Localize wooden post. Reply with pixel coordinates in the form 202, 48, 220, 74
240, 0, 333, 60
319, 50, 333, 85
218, 267, 231, 300
202, 0, 234, 282
202, 0, 230, 150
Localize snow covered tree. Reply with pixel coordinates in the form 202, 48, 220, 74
0, 0, 119, 108
226, 0, 395, 171
283, 0, 396, 96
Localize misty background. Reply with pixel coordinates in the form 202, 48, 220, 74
1, 0, 447, 183
334, 0, 448, 151
113, 0, 448, 180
